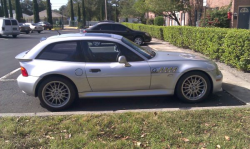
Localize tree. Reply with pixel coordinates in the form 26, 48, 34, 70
33, 0, 40, 23
20, 0, 46, 16
69, 0, 74, 22
119, 0, 142, 18
15, 0, 23, 21
99, 0, 103, 21
46, 0, 52, 25
8, 0, 13, 17
3, 0, 8, 17
77, 3, 80, 22
0, 0, 4, 17
81, 0, 86, 26
146, 0, 190, 26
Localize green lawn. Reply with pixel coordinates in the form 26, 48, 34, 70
1, 108, 250, 148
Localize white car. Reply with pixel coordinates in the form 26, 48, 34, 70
0, 18, 20, 38
24, 23, 43, 33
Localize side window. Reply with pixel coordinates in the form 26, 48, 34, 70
83, 41, 119, 62
119, 45, 144, 62
100, 24, 113, 30
11, 20, 18, 25
92, 25, 101, 30
83, 40, 143, 62
37, 41, 82, 62
114, 25, 127, 31
4, 20, 11, 26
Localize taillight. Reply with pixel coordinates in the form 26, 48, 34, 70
2, 27, 5, 31
80, 29, 87, 33
21, 67, 28, 77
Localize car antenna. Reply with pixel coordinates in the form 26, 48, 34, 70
55, 30, 61, 35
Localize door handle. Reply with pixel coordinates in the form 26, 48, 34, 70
89, 69, 101, 73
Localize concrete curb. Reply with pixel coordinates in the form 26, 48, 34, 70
0, 105, 249, 117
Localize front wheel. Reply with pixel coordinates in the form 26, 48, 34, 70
176, 71, 211, 103
134, 37, 143, 45
12, 35, 17, 38
38, 31, 41, 33
38, 77, 76, 111
26, 31, 29, 34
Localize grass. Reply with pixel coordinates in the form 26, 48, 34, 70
1, 108, 250, 148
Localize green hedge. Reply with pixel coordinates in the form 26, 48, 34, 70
122, 23, 250, 71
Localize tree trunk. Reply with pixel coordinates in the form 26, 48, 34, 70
8, 0, 13, 18
46, 0, 53, 25
82, 0, 86, 26
172, 12, 181, 26
3, 0, 8, 18
33, 0, 40, 23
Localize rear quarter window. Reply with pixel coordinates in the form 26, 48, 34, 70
36, 41, 82, 62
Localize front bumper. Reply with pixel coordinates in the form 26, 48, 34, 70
144, 36, 152, 42
207, 70, 223, 93
17, 75, 41, 96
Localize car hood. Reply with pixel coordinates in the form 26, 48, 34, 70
149, 51, 209, 62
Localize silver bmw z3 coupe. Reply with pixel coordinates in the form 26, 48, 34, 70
15, 33, 223, 111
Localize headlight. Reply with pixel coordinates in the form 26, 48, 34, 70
145, 33, 150, 36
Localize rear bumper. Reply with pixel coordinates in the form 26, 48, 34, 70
0, 31, 20, 35
20, 28, 31, 32
17, 75, 41, 96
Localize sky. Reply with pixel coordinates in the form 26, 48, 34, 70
51, 0, 68, 10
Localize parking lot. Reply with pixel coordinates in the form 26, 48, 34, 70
0, 29, 246, 113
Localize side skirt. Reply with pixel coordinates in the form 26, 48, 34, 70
78, 89, 174, 98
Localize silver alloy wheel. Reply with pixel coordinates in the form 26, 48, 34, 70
42, 81, 71, 108
134, 37, 142, 45
181, 75, 207, 101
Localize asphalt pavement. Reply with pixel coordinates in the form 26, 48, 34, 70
0, 29, 246, 113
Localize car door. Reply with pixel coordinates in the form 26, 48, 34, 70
113, 24, 134, 40
11, 20, 19, 34
83, 40, 151, 91
4, 19, 12, 33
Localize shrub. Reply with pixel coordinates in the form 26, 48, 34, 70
122, 23, 250, 71
154, 16, 164, 26
200, 6, 230, 28
146, 19, 154, 25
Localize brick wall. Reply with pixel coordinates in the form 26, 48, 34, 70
207, 0, 232, 8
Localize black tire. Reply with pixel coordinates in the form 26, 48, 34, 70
134, 36, 143, 45
12, 35, 17, 38
176, 71, 211, 103
26, 31, 29, 34
38, 31, 41, 33
30, 30, 33, 33
38, 77, 76, 111
49, 28, 52, 30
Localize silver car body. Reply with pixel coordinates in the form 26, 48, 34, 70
16, 33, 223, 98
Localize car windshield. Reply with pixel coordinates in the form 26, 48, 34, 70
122, 38, 155, 59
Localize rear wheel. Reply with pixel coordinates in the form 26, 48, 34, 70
12, 35, 17, 38
49, 28, 52, 30
38, 77, 76, 111
176, 71, 211, 103
26, 31, 29, 34
38, 31, 41, 33
134, 37, 143, 45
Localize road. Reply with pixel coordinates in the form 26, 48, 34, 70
0, 29, 246, 113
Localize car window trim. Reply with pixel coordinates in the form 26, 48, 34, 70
35, 40, 85, 62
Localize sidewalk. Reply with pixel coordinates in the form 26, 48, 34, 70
147, 38, 250, 104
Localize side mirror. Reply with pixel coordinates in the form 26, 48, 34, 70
118, 56, 131, 67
